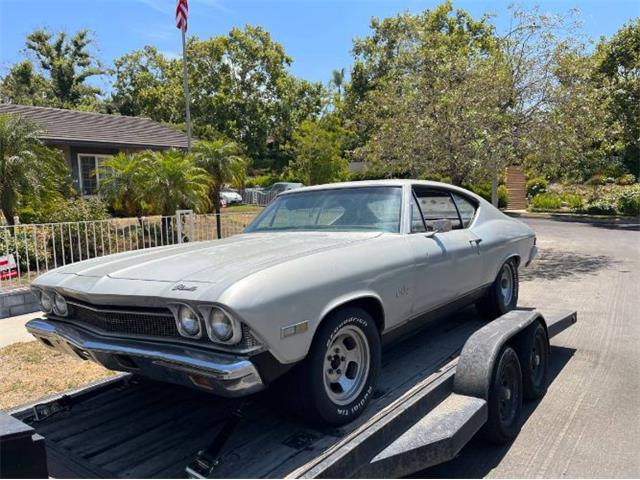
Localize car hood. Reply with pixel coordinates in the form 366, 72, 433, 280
50, 232, 382, 284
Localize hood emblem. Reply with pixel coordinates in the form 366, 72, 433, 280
172, 284, 198, 292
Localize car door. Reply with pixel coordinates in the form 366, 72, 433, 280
407, 186, 483, 315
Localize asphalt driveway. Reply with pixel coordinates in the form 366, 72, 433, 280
422, 217, 640, 478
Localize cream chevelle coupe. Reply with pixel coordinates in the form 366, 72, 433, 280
27, 180, 537, 425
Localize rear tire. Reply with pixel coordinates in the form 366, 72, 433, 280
289, 307, 381, 426
517, 322, 549, 400
481, 346, 523, 444
477, 260, 519, 320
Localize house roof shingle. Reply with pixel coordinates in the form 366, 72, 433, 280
0, 104, 189, 149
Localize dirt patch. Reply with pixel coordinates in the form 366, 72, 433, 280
0, 341, 114, 410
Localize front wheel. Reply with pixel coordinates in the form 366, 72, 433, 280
290, 307, 381, 425
477, 260, 519, 320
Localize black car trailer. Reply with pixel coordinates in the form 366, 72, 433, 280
1, 307, 576, 479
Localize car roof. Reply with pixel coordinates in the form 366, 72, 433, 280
278, 179, 482, 200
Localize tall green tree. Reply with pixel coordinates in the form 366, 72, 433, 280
110, 46, 182, 122
288, 118, 348, 185
595, 19, 640, 177
193, 140, 247, 238
0, 61, 50, 106
525, 48, 612, 181
110, 26, 325, 169
1, 29, 106, 109
0, 114, 69, 224
331, 68, 345, 96
347, 2, 594, 200
348, 2, 504, 186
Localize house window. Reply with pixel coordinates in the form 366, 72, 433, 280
77, 154, 110, 196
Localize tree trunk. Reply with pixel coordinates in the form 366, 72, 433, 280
1, 188, 16, 225
490, 154, 499, 207
491, 175, 499, 207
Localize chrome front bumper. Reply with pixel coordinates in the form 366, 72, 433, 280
26, 318, 264, 397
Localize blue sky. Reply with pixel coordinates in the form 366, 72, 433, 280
1, 0, 638, 94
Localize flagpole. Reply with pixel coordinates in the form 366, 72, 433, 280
181, 27, 192, 151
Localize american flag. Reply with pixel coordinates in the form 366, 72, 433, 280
176, 0, 188, 31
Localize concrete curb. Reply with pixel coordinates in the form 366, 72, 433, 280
503, 210, 639, 225
0, 288, 39, 319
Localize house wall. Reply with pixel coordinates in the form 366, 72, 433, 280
69, 145, 119, 194
44, 142, 173, 196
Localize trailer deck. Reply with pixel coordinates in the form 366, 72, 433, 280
8, 307, 576, 479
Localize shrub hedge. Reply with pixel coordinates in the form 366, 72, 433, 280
617, 190, 640, 216
529, 183, 639, 216
526, 177, 547, 198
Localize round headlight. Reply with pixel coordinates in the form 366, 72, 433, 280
208, 308, 234, 342
39, 291, 53, 313
177, 305, 201, 338
53, 293, 68, 316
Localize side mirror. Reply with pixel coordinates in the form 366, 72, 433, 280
426, 219, 453, 234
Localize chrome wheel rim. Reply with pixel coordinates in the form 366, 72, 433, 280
500, 264, 514, 305
323, 325, 370, 406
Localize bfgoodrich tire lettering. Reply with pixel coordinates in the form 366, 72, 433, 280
291, 307, 381, 425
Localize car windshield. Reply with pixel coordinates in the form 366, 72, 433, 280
245, 186, 402, 233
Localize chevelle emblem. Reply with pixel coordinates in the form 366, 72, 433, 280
396, 285, 410, 298
171, 284, 198, 292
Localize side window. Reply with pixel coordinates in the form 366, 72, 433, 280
410, 195, 426, 232
452, 193, 477, 228
413, 188, 462, 230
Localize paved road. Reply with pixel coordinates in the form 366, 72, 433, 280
423, 217, 640, 478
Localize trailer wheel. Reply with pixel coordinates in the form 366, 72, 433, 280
290, 307, 381, 425
481, 346, 523, 444
517, 322, 549, 400
476, 260, 519, 320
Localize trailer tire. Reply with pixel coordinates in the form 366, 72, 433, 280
290, 307, 381, 426
517, 322, 549, 400
477, 260, 519, 320
481, 345, 523, 444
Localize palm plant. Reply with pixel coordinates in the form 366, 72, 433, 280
98, 152, 149, 217
0, 113, 68, 224
141, 149, 211, 216
331, 68, 345, 96
193, 140, 247, 238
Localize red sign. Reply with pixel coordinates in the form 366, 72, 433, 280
0, 254, 17, 280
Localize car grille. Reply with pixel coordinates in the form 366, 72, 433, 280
68, 302, 179, 338
60, 300, 261, 350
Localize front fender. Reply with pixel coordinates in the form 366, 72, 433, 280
318, 291, 386, 332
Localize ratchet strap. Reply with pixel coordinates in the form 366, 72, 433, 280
185, 399, 250, 478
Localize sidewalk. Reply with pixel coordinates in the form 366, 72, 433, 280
504, 209, 639, 225
0, 311, 42, 348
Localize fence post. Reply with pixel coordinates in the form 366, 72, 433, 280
175, 209, 194, 243
176, 213, 183, 244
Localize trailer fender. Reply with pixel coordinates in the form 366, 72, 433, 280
453, 309, 546, 400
